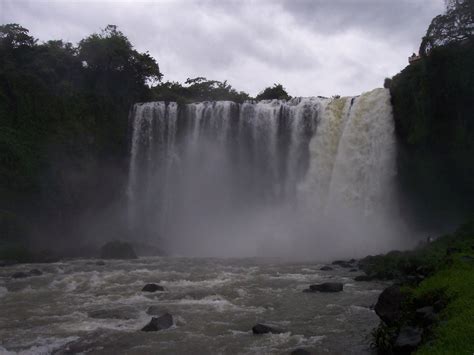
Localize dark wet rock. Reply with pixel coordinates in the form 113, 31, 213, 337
349, 268, 358, 272
95, 260, 106, 266
307, 282, 343, 293
141, 313, 173, 332
146, 306, 169, 315
415, 306, 437, 324
252, 323, 284, 334
11, 271, 29, 279
100, 241, 137, 260
88, 306, 138, 320
291, 349, 311, 355
319, 266, 333, 271
349, 259, 356, 263
0, 260, 18, 267
332, 260, 352, 268
460, 255, 474, 262
29, 268, 42, 276
142, 283, 165, 292
446, 247, 461, 255
354, 275, 374, 281
374, 285, 406, 326
394, 326, 423, 352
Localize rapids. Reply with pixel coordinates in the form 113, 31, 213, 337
0, 258, 386, 354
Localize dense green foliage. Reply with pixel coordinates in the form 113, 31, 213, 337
390, 38, 474, 229
420, 0, 474, 56
152, 77, 250, 103
255, 83, 291, 101
367, 218, 474, 354
0, 24, 161, 245
0, 24, 275, 248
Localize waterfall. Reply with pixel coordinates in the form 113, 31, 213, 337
127, 89, 401, 258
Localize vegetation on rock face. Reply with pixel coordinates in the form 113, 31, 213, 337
389, 0, 474, 230
0, 24, 161, 247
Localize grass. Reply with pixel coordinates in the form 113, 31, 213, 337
415, 257, 474, 354
367, 217, 474, 354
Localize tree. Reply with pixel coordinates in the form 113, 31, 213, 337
420, 0, 474, 56
78, 25, 162, 97
152, 77, 250, 103
0, 24, 36, 49
255, 83, 291, 101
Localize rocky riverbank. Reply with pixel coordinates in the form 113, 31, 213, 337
356, 217, 474, 354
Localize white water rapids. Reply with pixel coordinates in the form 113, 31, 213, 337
127, 88, 404, 259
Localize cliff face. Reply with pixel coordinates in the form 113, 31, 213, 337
390, 39, 474, 230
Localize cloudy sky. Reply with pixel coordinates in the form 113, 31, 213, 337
2, 0, 444, 97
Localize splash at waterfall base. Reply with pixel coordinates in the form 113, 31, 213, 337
128, 88, 409, 260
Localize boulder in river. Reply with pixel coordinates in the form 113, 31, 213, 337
95, 260, 106, 266
88, 306, 138, 320
394, 326, 423, 352
291, 349, 311, 355
332, 260, 352, 268
306, 282, 343, 293
11, 271, 29, 279
252, 323, 285, 334
28, 269, 42, 276
142, 283, 165, 292
374, 285, 406, 326
319, 266, 333, 271
146, 306, 169, 315
354, 275, 373, 282
100, 241, 137, 259
141, 313, 173, 331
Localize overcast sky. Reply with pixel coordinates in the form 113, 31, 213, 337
2, 0, 444, 97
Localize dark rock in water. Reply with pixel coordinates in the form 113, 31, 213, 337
332, 260, 352, 268
141, 313, 173, 332
291, 349, 311, 355
100, 241, 137, 259
146, 306, 169, 315
95, 260, 106, 266
349, 259, 356, 263
0, 260, 18, 267
28, 268, 42, 276
252, 323, 284, 334
307, 282, 343, 293
142, 283, 165, 292
349, 268, 358, 272
11, 271, 29, 279
394, 326, 423, 351
88, 306, 138, 320
354, 275, 374, 281
320, 266, 333, 271
446, 247, 461, 255
374, 285, 406, 326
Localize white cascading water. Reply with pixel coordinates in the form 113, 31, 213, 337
127, 88, 403, 259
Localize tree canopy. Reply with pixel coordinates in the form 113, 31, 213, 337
255, 83, 291, 101
152, 77, 250, 103
420, 0, 474, 56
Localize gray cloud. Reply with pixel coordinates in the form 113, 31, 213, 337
1, 0, 444, 97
